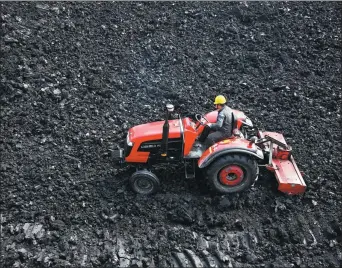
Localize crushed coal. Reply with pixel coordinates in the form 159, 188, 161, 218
1, 2, 341, 267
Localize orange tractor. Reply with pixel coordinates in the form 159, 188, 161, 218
113, 104, 306, 195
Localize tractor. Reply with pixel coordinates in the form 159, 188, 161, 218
113, 104, 306, 195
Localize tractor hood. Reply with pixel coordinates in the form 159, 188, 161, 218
129, 119, 182, 142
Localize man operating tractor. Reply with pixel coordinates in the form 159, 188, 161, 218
203, 95, 234, 148
112, 93, 306, 196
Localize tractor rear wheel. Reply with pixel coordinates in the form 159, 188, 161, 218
206, 154, 258, 194
129, 170, 160, 195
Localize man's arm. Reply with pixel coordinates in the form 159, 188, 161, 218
209, 113, 224, 130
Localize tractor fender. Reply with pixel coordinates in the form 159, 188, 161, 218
198, 138, 264, 169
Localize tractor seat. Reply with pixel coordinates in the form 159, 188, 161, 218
229, 112, 243, 138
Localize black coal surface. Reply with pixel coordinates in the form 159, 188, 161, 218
1, 2, 341, 268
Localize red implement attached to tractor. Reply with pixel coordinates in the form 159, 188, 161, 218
113, 104, 306, 195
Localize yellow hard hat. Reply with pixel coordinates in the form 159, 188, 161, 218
214, 95, 226, 105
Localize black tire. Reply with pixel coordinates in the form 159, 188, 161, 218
206, 154, 258, 194
129, 170, 160, 195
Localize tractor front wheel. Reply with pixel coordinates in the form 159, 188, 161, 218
129, 170, 160, 195
206, 154, 258, 194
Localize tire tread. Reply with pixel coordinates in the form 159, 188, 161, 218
206, 154, 258, 194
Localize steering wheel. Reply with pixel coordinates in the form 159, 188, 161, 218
195, 114, 209, 125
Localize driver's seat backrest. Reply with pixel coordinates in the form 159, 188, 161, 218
231, 112, 236, 135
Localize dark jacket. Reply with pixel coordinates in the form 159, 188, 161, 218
210, 105, 233, 135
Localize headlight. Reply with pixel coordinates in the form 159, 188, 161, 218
244, 117, 253, 127
126, 133, 133, 146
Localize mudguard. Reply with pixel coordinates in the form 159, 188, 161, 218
198, 138, 264, 168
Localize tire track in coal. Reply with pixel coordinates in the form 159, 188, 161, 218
161, 215, 338, 268
113, 224, 317, 267
165, 231, 257, 268
169, 237, 266, 267
4, 214, 338, 267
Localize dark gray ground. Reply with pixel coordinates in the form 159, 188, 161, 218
1, 2, 341, 268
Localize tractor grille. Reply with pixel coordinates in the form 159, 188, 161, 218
124, 141, 133, 157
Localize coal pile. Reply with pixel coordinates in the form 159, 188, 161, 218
1, 2, 341, 267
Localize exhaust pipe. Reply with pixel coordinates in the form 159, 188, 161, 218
161, 104, 174, 157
